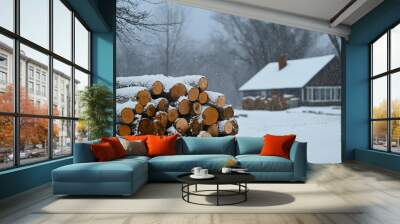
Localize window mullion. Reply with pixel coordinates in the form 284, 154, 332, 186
388, 30, 391, 152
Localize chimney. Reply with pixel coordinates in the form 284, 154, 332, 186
278, 55, 287, 70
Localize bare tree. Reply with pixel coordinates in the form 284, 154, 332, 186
214, 15, 318, 70
153, 2, 186, 75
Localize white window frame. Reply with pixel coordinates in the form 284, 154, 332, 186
306, 86, 341, 102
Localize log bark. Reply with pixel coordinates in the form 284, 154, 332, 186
187, 86, 199, 102
198, 91, 208, 104
201, 105, 219, 125
167, 106, 179, 123
117, 124, 131, 136
117, 107, 135, 124
144, 103, 157, 117
206, 91, 226, 107
153, 97, 169, 112
169, 83, 187, 101
174, 118, 189, 134
218, 104, 234, 120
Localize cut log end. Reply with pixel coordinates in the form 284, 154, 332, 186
144, 103, 157, 117
136, 89, 151, 106
198, 92, 208, 104
167, 107, 179, 123
137, 118, 155, 135
202, 106, 219, 126
151, 80, 164, 96
191, 102, 202, 115
117, 124, 131, 136
198, 77, 208, 91
177, 98, 190, 115
174, 118, 189, 134
207, 124, 219, 137
119, 108, 135, 124
169, 83, 187, 101
187, 87, 200, 102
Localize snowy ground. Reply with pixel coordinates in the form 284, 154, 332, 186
236, 106, 341, 164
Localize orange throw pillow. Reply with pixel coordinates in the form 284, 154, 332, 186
146, 135, 178, 157
101, 137, 126, 158
91, 142, 117, 161
124, 135, 148, 142
260, 134, 296, 159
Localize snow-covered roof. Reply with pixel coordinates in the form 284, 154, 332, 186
239, 54, 335, 91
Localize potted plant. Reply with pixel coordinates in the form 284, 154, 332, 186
79, 84, 114, 140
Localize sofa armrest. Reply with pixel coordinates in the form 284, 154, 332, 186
289, 141, 307, 181
73, 140, 100, 163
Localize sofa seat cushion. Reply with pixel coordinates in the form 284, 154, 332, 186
236, 155, 293, 172
53, 159, 147, 183
149, 154, 235, 172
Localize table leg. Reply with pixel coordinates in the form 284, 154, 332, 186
217, 184, 219, 206
195, 184, 198, 192
245, 183, 247, 201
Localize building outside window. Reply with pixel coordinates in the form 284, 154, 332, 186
28, 81, 34, 94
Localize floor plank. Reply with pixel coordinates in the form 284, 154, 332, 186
1, 162, 400, 224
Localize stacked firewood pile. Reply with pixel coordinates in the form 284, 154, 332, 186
116, 75, 238, 137
241, 93, 292, 111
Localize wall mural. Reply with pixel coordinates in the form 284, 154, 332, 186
116, 0, 342, 163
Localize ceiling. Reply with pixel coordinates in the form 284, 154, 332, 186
174, 0, 384, 38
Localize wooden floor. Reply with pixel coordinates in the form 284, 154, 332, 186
1, 162, 400, 224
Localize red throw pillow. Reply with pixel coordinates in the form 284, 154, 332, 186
146, 135, 178, 157
101, 137, 126, 158
260, 134, 296, 159
91, 142, 117, 162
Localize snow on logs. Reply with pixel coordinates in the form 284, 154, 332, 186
116, 75, 238, 137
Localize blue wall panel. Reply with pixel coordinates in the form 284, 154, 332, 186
345, 0, 400, 171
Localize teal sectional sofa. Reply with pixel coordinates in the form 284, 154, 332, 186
52, 137, 307, 196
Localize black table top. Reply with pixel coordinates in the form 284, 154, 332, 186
177, 172, 255, 185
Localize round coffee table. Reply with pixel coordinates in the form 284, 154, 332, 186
177, 173, 255, 206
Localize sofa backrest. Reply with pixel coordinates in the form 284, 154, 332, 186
235, 137, 263, 155
177, 136, 236, 155
73, 140, 100, 163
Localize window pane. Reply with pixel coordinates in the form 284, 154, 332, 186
391, 72, 400, 118
20, 44, 49, 115
53, 119, 72, 158
53, 59, 72, 117
0, 34, 14, 112
20, 117, 49, 165
75, 120, 88, 143
75, 18, 89, 70
372, 33, 387, 76
372, 121, 388, 151
0, 0, 14, 31
74, 69, 89, 117
20, 0, 49, 49
391, 120, 400, 153
0, 116, 13, 170
392, 24, 400, 70
53, 0, 72, 60
372, 77, 387, 119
